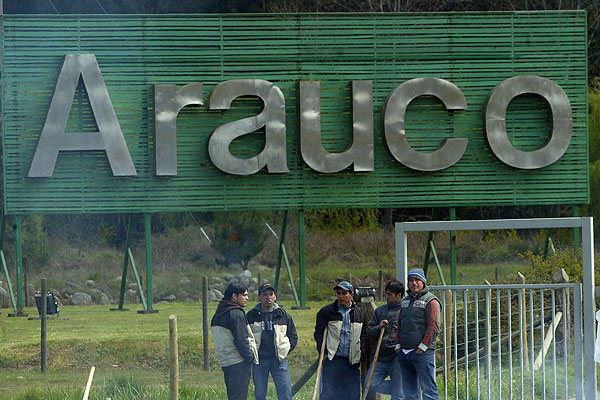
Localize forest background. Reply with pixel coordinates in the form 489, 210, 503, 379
0, 0, 599, 304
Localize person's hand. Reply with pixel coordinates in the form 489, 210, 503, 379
379, 320, 389, 329
416, 348, 425, 354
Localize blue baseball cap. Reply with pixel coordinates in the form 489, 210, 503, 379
334, 281, 353, 293
407, 268, 427, 283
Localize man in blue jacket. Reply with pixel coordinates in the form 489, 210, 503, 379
211, 282, 258, 400
247, 283, 298, 400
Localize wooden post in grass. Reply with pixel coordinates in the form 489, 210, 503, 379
41, 278, 47, 373
552, 269, 570, 356
82, 366, 95, 400
169, 314, 179, 400
378, 270, 383, 301
202, 276, 209, 371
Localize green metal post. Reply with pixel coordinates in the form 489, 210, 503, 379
0, 212, 5, 248
16, 216, 24, 313
113, 214, 132, 310
281, 244, 300, 307
8, 216, 27, 317
0, 213, 16, 313
449, 208, 457, 285
141, 213, 156, 313
274, 210, 288, 292
298, 210, 306, 307
573, 205, 580, 247
430, 241, 447, 286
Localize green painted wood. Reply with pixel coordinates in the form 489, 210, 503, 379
1, 12, 588, 214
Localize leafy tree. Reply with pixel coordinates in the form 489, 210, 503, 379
583, 81, 600, 231
211, 212, 268, 270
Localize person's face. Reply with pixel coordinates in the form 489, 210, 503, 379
232, 290, 249, 307
408, 278, 424, 294
336, 289, 353, 307
385, 290, 402, 304
260, 289, 276, 310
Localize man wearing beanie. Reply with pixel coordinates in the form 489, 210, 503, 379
314, 281, 366, 400
395, 269, 441, 400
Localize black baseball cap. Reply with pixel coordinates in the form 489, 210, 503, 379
258, 283, 276, 295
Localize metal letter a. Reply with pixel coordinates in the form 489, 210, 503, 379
28, 54, 136, 177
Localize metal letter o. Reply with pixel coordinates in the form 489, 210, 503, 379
485, 76, 572, 169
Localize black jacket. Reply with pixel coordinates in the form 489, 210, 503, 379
211, 300, 258, 366
314, 300, 366, 364
247, 303, 298, 360
366, 300, 402, 363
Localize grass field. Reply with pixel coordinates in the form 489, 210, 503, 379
0, 300, 329, 399
0, 257, 530, 399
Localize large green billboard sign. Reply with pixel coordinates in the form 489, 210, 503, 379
1, 12, 588, 214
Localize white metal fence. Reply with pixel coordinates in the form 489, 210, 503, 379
429, 284, 582, 400
395, 218, 595, 399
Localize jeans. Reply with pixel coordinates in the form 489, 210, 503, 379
320, 356, 361, 400
222, 360, 252, 400
364, 358, 404, 400
252, 356, 293, 400
397, 350, 440, 400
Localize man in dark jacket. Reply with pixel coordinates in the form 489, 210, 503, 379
365, 280, 405, 400
247, 283, 298, 400
314, 281, 366, 400
395, 269, 441, 400
211, 282, 258, 400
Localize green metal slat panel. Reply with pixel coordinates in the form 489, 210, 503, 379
1, 12, 588, 215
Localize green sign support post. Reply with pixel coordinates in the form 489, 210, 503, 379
0, 213, 16, 314
9, 216, 27, 317
294, 210, 309, 309
274, 211, 288, 293
112, 214, 147, 312
139, 213, 157, 314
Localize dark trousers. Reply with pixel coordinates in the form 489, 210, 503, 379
222, 360, 252, 400
320, 356, 361, 400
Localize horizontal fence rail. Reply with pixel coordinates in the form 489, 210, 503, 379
429, 284, 582, 400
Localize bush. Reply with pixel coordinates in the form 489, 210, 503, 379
521, 248, 595, 284
305, 209, 381, 234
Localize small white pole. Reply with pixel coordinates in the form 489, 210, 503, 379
82, 366, 96, 400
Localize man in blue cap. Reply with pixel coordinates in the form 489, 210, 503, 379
314, 281, 366, 400
395, 268, 441, 400
247, 283, 298, 400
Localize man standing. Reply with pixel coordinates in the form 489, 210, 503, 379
211, 282, 258, 400
247, 283, 298, 400
395, 269, 441, 400
365, 280, 405, 400
314, 281, 365, 400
